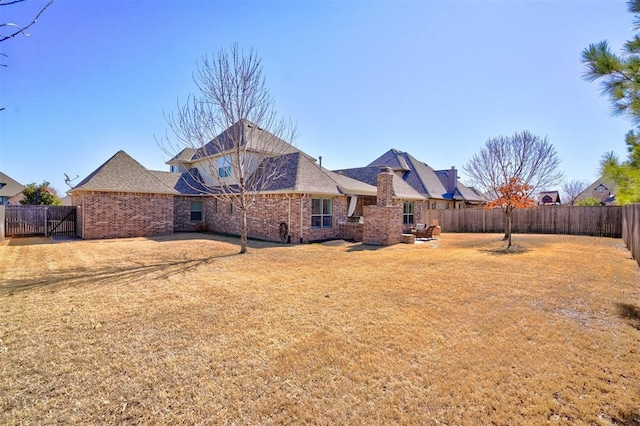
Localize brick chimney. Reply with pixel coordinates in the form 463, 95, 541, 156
377, 167, 394, 207
447, 166, 457, 195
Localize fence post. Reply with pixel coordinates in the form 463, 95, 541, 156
44, 206, 48, 237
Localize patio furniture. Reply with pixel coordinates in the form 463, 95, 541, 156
413, 223, 435, 239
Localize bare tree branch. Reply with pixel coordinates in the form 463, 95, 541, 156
561, 179, 589, 206
0, 0, 54, 43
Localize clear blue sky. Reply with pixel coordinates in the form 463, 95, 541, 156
0, 0, 634, 195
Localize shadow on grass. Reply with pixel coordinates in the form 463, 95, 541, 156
345, 243, 385, 252
614, 409, 640, 426
148, 232, 293, 250
0, 252, 239, 295
616, 303, 640, 330
5, 237, 53, 246
479, 244, 530, 256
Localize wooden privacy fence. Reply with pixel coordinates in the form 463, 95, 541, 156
621, 204, 640, 266
5, 205, 77, 237
421, 206, 623, 238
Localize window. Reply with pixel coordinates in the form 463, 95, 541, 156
190, 201, 203, 221
170, 165, 178, 173
311, 198, 333, 228
403, 201, 414, 225
218, 156, 232, 178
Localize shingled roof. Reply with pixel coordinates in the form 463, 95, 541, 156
333, 166, 425, 200
179, 119, 301, 161
70, 150, 178, 195
150, 169, 212, 195
351, 149, 484, 202
260, 152, 377, 196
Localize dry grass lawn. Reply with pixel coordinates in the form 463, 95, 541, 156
1, 233, 639, 425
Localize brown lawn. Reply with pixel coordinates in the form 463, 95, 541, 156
0, 233, 639, 425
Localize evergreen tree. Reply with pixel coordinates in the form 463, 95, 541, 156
582, 0, 640, 204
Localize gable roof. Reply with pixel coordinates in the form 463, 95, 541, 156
70, 150, 178, 195
538, 190, 561, 204
181, 119, 300, 162
575, 176, 616, 204
0, 172, 25, 197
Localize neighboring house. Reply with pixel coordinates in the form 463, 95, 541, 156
537, 191, 561, 206
575, 177, 616, 205
0, 172, 25, 205
70, 122, 479, 244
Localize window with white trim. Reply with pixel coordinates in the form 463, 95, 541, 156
311, 198, 333, 228
403, 201, 414, 224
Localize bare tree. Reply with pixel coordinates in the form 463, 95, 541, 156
464, 130, 564, 248
561, 179, 589, 206
161, 44, 296, 254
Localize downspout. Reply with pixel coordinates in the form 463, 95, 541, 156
285, 193, 292, 244
300, 194, 304, 244
81, 193, 85, 239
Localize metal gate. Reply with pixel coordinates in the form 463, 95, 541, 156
5, 205, 77, 237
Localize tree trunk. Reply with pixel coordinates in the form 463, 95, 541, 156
502, 213, 509, 241
240, 207, 248, 254
239, 191, 248, 254
505, 207, 513, 249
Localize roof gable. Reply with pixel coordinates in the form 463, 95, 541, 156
0, 172, 25, 197
71, 150, 178, 194
194, 119, 300, 161
575, 176, 616, 204
538, 190, 561, 204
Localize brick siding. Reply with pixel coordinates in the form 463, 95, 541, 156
72, 191, 173, 239
73, 187, 405, 245
174, 196, 206, 232
362, 169, 404, 245
363, 204, 403, 245
203, 193, 349, 243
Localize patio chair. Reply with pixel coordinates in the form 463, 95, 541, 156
414, 224, 435, 240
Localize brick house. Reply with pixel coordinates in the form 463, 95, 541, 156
70, 121, 478, 244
